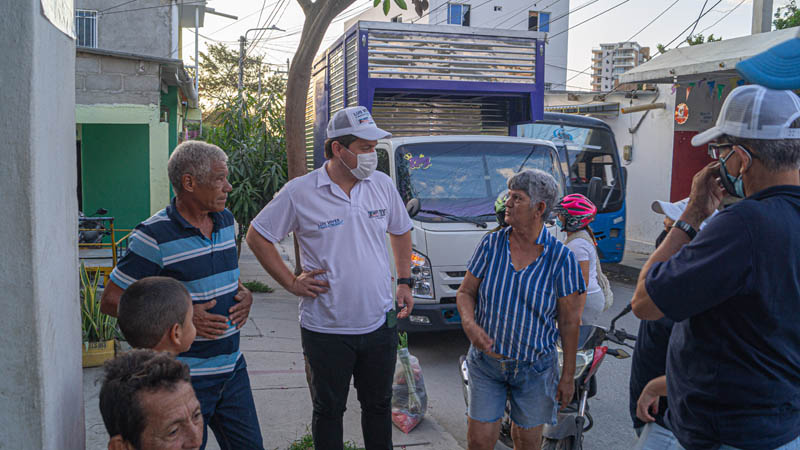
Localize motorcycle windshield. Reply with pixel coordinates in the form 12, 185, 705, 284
395, 142, 565, 222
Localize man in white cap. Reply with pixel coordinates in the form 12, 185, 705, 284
245, 106, 413, 450
631, 84, 800, 450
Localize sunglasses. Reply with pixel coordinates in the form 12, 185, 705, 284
707, 142, 757, 161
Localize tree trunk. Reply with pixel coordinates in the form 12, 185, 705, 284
287, 0, 356, 274
286, 0, 357, 181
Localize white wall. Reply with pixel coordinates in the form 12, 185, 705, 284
345, 2, 426, 30
428, 0, 570, 89
0, 0, 83, 447
544, 85, 677, 253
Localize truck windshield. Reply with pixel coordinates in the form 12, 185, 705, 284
519, 123, 623, 213
395, 142, 564, 221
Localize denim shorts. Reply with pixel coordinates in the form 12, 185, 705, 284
466, 345, 558, 429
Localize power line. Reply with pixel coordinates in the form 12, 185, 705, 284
492, 0, 564, 29
687, 0, 710, 39
504, 0, 598, 31
566, 0, 682, 88
99, 0, 139, 13
698, 0, 745, 34
100, 0, 205, 16
548, 0, 634, 40
652, 0, 723, 56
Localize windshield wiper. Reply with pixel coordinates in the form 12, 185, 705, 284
419, 209, 487, 229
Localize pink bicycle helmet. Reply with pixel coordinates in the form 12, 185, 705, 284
553, 194, 597, 232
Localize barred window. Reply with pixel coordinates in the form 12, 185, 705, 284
75, 10, 97, 48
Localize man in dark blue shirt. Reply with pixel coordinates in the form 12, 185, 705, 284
632, 85, 800, 450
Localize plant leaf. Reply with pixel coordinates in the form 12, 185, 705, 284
374, 0, 381, 6
394, 0, 408, 10
383, 0, 391, 15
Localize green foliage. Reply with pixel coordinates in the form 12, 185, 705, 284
774, 0, 800, 30
656, 33, 721, 55
287, 432, 363, 450
398, 331, 409, 349
205, 91, 288, 258
80, 264, 122, 342
242, 280, 274, 293
198, 43, 281, 105
374, 0, 408, 14
686, 33, 721, 46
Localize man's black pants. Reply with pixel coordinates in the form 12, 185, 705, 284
301, 321, 398, 450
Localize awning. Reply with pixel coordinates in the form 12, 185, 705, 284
618, 26, 800, 85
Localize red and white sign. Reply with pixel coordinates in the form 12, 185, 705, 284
675, 103, 689, 124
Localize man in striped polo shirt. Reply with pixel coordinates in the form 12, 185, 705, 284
100, 141, 263, 450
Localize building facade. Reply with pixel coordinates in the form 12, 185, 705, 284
348, 0, 570, 90
74, 0, 200, 232
591, 42, 649, 92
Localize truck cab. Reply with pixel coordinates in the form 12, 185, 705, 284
375, 135, 567, 331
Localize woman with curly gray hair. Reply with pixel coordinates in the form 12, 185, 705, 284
456, 169, 586, 450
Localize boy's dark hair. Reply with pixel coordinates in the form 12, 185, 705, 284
118, 276, 191, 349
324, 134, 359, 159
99, 350, 191, 448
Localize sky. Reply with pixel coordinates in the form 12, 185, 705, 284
179, 0, 794, 90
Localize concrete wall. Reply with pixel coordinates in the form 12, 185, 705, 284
544, 86, 677, 252
344, 2, 425, 30
76, 52, 162, 106
427, 0, 569, 90
0, 0, 83, 448
76, 0, 175, 58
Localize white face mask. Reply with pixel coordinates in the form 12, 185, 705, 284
341, 147, 378, 180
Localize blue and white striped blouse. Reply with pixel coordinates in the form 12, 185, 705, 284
467, 226, 585, 362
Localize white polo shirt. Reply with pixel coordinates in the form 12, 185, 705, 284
251, 162, 413, 334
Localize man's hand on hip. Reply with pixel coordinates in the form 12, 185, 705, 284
396, 284, 414, 319
230, 284, 253, 329
290, 269, 330, 297
193, 300, 229, 339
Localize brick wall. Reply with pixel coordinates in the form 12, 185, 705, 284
75, 52, 161, 106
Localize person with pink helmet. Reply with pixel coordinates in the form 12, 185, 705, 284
552, 194, 604, 325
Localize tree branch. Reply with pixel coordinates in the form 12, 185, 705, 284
296, 0, 313, 14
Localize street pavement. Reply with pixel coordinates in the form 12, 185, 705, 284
84, 237, 650, 449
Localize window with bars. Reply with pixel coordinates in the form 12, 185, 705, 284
75, 10, 97, 48
447, 3, 470, 26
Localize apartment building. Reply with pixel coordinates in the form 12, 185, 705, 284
591, 41, 650, 91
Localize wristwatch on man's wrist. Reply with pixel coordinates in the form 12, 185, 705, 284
396, 277, 414, 288
672, 220, 698, 240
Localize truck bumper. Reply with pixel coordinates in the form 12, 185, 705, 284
398, 302, 462, 332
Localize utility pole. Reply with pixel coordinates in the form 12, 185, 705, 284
238, 25, 285, 105
752, 0, 774, 34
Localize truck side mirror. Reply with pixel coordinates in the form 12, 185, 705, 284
587, 177, 604, 206
406, 198, 420, 218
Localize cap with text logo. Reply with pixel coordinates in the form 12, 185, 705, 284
691, 84, 800, 147
327, 106, 391, 141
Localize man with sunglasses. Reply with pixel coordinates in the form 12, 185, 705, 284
631, 85, 800, 450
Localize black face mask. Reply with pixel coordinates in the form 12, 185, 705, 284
655, 229, 668, 249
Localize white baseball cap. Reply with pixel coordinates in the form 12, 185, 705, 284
651, 198, 718, 229
327, 106, 391, 141
691, 84, 800, 147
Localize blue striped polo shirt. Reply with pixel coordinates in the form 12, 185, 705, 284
110, 198, 243, 383
467, 226, 585, 362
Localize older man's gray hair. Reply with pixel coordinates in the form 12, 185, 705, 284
508, 169, 559, 219
168, 141, 228, 192
726, 134, 800, 171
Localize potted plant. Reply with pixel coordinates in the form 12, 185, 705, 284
80, 263, 121, 367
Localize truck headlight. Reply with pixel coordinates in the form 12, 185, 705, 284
410, 250, 434, 299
